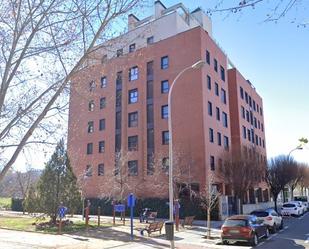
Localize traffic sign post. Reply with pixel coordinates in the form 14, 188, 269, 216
127, 193, 136, 241
58, 205, 67, 235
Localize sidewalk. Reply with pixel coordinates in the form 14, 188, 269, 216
0, 210, 224, 248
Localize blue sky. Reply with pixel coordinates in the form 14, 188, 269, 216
148, 0, 309, 163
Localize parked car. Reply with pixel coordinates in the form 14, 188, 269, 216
250, 208, 283, 233
294, 196, 308, 212
289, 201, 305, 215
221, 215, 269, 246
281, 202, 302, 216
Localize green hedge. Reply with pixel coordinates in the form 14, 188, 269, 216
84, 197, 219, 220
11, 198, 24, 212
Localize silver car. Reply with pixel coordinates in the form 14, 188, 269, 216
250, 209, 283, 233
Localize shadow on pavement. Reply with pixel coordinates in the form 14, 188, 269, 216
66, 226, 170, 249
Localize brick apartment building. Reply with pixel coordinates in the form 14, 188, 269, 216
68, 1, 267, 203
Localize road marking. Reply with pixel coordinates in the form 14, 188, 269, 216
305, 237, 309, 244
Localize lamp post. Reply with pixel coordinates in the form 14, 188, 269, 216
168, 60, 205, 249
288, 146, 303, 158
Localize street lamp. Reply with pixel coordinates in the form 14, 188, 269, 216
168, 60, 205, 249
288, 146, 303, 158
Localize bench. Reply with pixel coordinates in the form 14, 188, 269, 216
182, 216, 195, 227
146, 212, 157, 222
141, 221, 164, 236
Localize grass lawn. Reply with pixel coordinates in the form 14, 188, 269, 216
0, 216, 112, 234
0, 197, 11, 209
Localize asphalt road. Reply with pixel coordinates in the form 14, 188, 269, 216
256, 212, 309, 249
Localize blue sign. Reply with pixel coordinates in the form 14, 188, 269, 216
127, 193, 136, 208
114, 204, 125, 212
58, 206, 67, 219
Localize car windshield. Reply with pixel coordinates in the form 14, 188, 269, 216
224, 219, 247, 227
251, 211, 268, 217
294, 197, 308, 202
283, 204, 295, 208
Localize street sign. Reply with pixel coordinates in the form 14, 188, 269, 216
114, 204, 125, 212
58, 206, 67, 219
127, 193, 136, 208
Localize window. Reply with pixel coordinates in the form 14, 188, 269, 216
262, 140, 265, 148
241, 106, 245, 119
209, 128, 214, 143
253, 100, 256, 111
88, 121, 94, 133
88, 100, 94, 111
115, 111, 121, 129
210, 156, 215, 171
221, 88, 227, 104
206, 50, 210, 64
89, 81, 95, 92
162, 157, 169, 172
207, 75, 211, 90
242, 126, 247, 139
240, 87, 244, 99
128, 160, 138, 176
258, 120, 261, 129
217, 132, 222, 146
99, 119, 105, 131
246, 110, 250, 122
129, 66, 138, 81
116, 71, 122, 85
247, 129, 251, 142
87, 143, 93, 155
147, 154, 154, 175
147, 81, 153, 99
98, 164, 104, 176
260, 107, 263, 116
216, 107, 220, 121
147, 36, 154, 44
255, 135, 259, 146
222, 112, 228, 128
147, 104, 154, 124
208, 101, 212, 116
147, 128, 154, 149
129, 43, 135, 52
115, 134, 121, 152
116, 89, 121, 107
101, 54, 107, 64
86, 165, 92, 177
215, 82, 219, 96
161, 105, 168, 119
223, 136, 229, 149
161, 56, 169, 69
128, 136, 138, 151
257, 104, 260, 113
100, 97, 106, 109
220, 66, 225, 81
254, 117, 257, 128
245, 92, 248, 104
128, 112, 138, 127
98, 141, 105, 153
259, 137, 262, 146
162, 131, 169, 145
100, 76, 107, 88
128, 89, 138, 104
214, 59, 218, 72
161, 80, 169, 93
261, 123, 264, 132
249, 96, 252, 107
116, 49, 123, 57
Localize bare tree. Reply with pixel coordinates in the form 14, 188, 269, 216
0, 0, 144, 182
266, 155, 297, 211
200, 174, 221, 239
206, 0, 308, 26
217, 150, 265, 213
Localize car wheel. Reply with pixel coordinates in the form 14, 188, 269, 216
251, 234, 259, 246
222, 240, 229, 245
279, 220, 284, 230
265, 228, 270, 238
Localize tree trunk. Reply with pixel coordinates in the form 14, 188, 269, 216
207, 208, 211, 239
274, 194, 278, 212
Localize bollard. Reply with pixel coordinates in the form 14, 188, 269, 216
98, 206, 101, 227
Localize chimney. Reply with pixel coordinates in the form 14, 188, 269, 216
155, 0, 166, 19
128, 14, 139, 31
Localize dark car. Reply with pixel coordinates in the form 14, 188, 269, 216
221, 215, 269, 246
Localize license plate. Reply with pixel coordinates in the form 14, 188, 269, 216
229, 230, 240, 234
